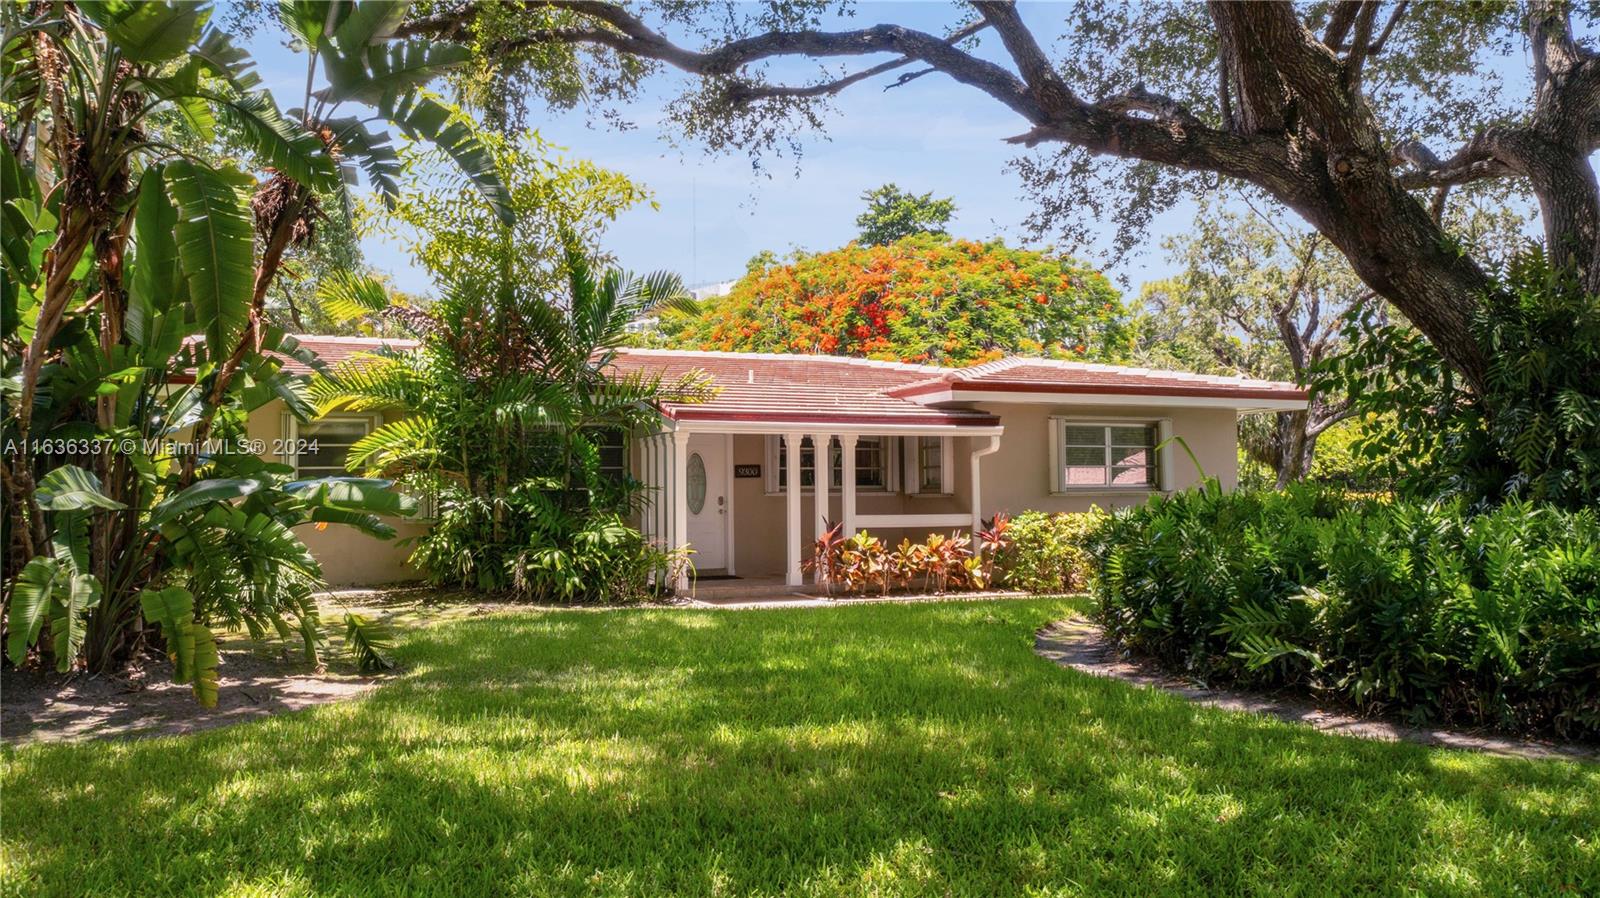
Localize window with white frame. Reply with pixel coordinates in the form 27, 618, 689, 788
1051, 420, 1160, 491
767, 436, 895, 493
288, 414, 376, 478
906, 435, 953, 495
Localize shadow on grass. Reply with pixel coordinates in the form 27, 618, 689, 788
4, 599, 1597, 897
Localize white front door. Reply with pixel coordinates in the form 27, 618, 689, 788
684, 434, 728, 570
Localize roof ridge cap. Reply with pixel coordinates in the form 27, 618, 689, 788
978, 356, 1298, 389
612, 346, 951, 373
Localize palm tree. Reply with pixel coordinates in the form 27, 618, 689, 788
314, 235, 713, 499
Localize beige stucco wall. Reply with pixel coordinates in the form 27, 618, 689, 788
973, 402, 1239, 516
666, 404, 1241, 578
246, 402, 427, 587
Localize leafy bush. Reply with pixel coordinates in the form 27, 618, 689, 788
995, 510, 1107, 593
1091, 483, 1600, 738
407, 482, 684, 605
806, 526, 1000, 597
1312, 248, 1600, 508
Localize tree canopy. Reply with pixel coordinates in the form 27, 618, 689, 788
664, 234, 1133, 364
855, 184, 957, 246
399, 1, 1600, 394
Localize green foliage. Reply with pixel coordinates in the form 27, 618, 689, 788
995, 510, 1107, 593
343, 613, 396, 674
1313, 249, 1600, 508
409, 487, 678, 604
1, 1, 430, 695
1092, 484, 1600, 738
855, 183, 956, 247
666, 234, 1134, 364
361, 129, 649, 322
320, 157, 709, 602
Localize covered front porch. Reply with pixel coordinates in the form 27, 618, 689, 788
634, 423, 1004, 592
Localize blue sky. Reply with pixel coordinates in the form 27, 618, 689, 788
240, 3, 1543, 300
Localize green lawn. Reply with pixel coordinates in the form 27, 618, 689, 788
3, 597, 1596, 897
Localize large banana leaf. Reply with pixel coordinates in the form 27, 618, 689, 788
289, 476, 418, 517
148, 477, 265, 526
5, 557, 58, 664
164, 161, 254, 362
331, 1, 410, 48
79, 0, 209, 65
35, 465, 127, 511
190, 27, 262, 91
262, 327, 334, 379
49, 574, 103, 673
277, 0, 344, 47
191, 624, 221, 707
49, 510, 90, 575
308, 506, 396, 539
128, 164, 184, 327
139, 586, 196, 681
380, 93, 514, 226
322, 40, 470, 106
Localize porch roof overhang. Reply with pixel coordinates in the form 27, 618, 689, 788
655, 411, 1004, 436
894, 382, 1309, 413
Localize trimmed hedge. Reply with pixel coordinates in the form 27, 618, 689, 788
1090, 484, 1600, 739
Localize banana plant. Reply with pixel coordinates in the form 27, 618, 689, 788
0, 0, 462, 701
181, 0, 512, 472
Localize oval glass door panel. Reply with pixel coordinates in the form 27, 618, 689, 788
686, 453, 707, 514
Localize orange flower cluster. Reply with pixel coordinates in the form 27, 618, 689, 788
681, 235, 1134, 365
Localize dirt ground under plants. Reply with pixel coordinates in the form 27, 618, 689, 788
0, 586, 544, 745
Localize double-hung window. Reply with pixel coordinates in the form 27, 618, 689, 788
1051, 420, 1162, 491
768, 436, 894, 493
906, 436, 952, 495
288, 414, 377, 478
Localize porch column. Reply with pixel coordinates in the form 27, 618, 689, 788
785, 432, 803, 586
971, 434, 1002, 533
812, 432, 833, 585
639, 435, 653, 544
648, 434, 664, 584
671, 430, 690, 590
840, 433, 858, 537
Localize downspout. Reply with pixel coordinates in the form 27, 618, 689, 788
970, 433, 1002, 534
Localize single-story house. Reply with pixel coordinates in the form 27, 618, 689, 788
251, 337, 1308, 588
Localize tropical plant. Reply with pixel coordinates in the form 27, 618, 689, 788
802, 519, 846, 595
1, 0, 504, 701
1091, 483, 1600, 738
811, 529, 994, 598
994, 509, 1106, 594
1312, 248, 1600, 509
315, 228, 713, 600
973, 512, 1012, 585
661, 234, 1134, 365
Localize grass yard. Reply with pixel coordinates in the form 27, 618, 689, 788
3, 597, 1596, 897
